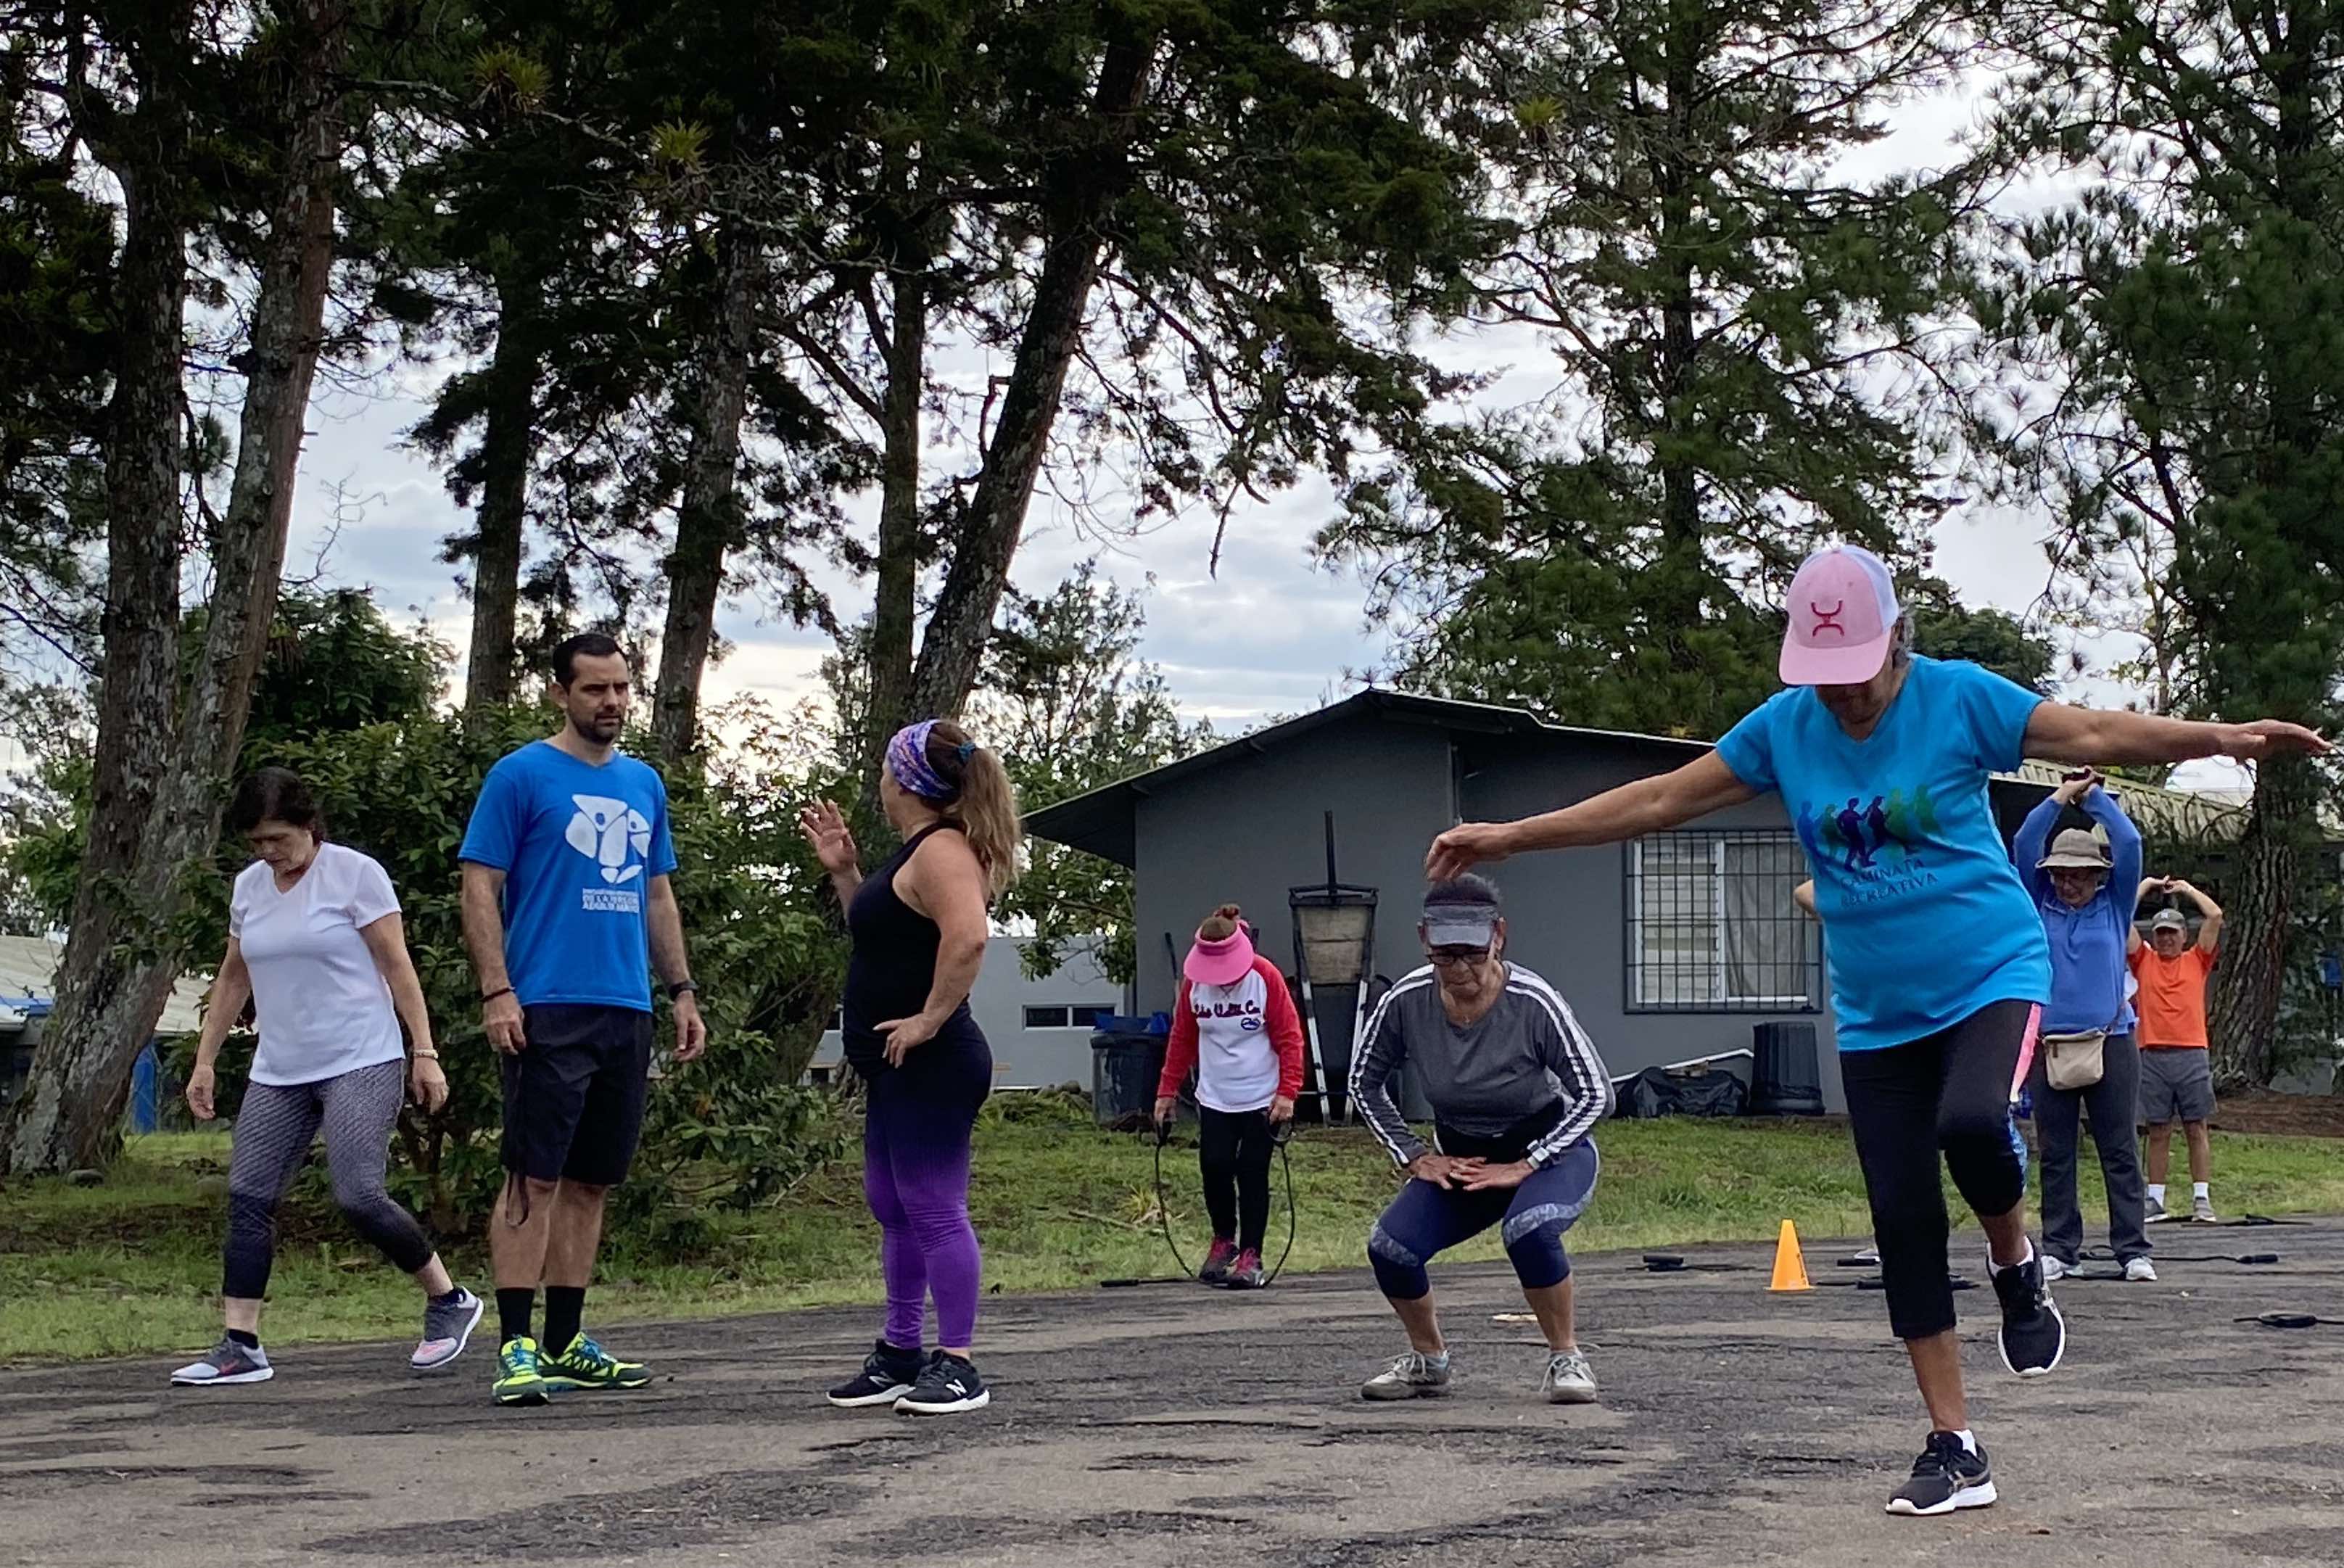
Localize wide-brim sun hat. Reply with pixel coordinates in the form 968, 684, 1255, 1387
2037, 827, 2112, 871
1780, 545, 1901, 686
1184, 924, 1257, 986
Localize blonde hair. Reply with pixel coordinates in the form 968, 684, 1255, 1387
1197, 904, 1244, 941
926, 719, 1023, 901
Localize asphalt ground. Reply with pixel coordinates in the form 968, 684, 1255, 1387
7, 1221, 2344, 1567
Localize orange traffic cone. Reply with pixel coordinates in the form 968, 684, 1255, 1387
1770, 1220, 1812, 1292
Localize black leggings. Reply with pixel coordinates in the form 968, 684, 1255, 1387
1197, 1105, 1274, 1253
1840, 999, 2040, 1342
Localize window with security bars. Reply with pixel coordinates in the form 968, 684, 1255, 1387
1625, 832, 1822, 1012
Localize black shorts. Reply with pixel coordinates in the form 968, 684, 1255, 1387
500, 1004, 654, 1187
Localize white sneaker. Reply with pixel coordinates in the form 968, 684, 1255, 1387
2124, 1257, 2158, 1282
1361, 1350, 1451, 1400
1541, 1349, 1598, 1405
170, 1336, 273, 1385
2040, 1255, 2069, 1283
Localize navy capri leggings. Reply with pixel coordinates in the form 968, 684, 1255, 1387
1368, 1139, 1600, 1299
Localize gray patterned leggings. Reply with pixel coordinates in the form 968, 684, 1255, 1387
223, 1059, 434, 1299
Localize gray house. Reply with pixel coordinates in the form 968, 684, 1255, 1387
1026, 690, 2237, 1114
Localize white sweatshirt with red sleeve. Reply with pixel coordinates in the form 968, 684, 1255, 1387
1155, 955, 1306, 1113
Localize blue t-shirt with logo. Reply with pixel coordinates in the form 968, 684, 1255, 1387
1714, 656, 2052, 1052
458, 741, 679, 1012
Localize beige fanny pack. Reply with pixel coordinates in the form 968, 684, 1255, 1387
2042, 1030, 2108, 1091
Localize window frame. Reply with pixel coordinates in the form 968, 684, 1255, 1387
1623, 831, 1822, 1015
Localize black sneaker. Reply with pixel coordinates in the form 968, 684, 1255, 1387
1991, 1245, 2066, 1377
894, 1350, 991, 1416
1222, 1247, 1266, 1290
1886, 1431, 1997, 1517
827, 1340, 924, 1408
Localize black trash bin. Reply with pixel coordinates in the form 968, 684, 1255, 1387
1751, 1021, 1825, 1115
1091, 1026, 1168, 1128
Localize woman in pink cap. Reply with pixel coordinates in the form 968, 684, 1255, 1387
1153, 904, 1305, 1288
1427, 543, 2327, 1519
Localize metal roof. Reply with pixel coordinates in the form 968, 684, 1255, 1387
1024, 688, 2274, 865
0, 934, 208, 1036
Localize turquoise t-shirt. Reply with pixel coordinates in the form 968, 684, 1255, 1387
1714, 655, 2052, 1052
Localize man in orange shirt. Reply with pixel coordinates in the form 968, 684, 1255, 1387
2129, 880, 2224, 1223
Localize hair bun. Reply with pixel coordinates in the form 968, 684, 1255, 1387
1213, 903, 1243, 920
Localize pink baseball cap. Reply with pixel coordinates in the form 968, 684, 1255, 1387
1780, 545, 1901, 686
1184, 923, 1257, 987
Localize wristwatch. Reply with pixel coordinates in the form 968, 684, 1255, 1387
667, 981, 698, 1002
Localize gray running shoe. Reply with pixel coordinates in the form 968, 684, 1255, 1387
2144, 1195, 2168, 1224
171, 1337, 273, 1386
412, 1287, 485, 1371
2192, 1194, 2219, 1224
1361, 1350, 1450, 1400
1541, 1350, 1599, 1405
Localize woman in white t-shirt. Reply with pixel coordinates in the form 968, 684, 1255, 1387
1152, 905, 1305, 1289
169, 768, 482, 1387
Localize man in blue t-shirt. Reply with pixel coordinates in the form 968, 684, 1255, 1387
1425, 545, 2327, 1519
459, 632, 707, 1408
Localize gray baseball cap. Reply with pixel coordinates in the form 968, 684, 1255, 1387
2150, 908, 2190, 934
1422, 875, 1501, 947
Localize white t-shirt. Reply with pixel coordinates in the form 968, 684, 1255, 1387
230, 842, 405, 1086
1188, 969, 1282, 1113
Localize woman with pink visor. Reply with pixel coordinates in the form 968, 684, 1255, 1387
1427, 544, 2327, 1518
1154, 905, 1305, 1288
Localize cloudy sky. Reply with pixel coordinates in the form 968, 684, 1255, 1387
265, 73, 2197, 771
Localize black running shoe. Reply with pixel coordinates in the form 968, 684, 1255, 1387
894, 1350, 990, 1416
827, 1340, 924, 1408
1223, 1247, 1266, 1290
1886, 1431, 1997, 1517
1991, 1245, 2066, 1377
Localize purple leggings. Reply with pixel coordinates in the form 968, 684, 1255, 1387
863, 1026, 991, 1349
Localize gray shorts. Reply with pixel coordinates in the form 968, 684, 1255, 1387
2139, 1047, 2216, 1124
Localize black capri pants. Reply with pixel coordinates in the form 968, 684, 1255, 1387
1839, 999, 2041, 1342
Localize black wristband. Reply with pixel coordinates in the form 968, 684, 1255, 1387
667, 981, 698, 1002
480, 986, 514, 1005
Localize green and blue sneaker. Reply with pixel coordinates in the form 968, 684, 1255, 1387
492, 1335, 551, 1406
540, 1333, 650, 1392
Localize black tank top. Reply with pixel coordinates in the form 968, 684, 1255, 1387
841, 824, 975, 1069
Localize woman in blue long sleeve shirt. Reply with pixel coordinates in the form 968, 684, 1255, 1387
2013, 769, 2153, 1282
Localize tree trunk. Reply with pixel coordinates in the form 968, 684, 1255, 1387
2210, 757, 2314, 1087
652, 226, 761, 764
905, 38, 1154, 723
463, 280, 537, 711
862, 265, 931, 767
4, 0, 347, 1175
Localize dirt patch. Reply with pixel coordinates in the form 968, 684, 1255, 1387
2212, 1088, 2344, 1138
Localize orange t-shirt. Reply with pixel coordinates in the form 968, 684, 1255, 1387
2129, 945, 2215, 1049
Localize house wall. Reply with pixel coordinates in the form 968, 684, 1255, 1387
1454, 733, 1846, 1112
817, 936, 1121, 1089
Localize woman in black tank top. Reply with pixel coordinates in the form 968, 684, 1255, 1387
798, 718, 1021, 1417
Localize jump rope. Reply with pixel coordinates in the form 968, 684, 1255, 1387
1098, 1113, 1299, 1290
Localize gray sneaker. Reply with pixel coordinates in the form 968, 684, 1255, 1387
2144, 1195, 2169, 1224
2192, 1194, 2219, 1224
412, 1288, 485, 1371
1541, 1349, 1598, 1405
1361, 1350, 1450, 1400
171, 1336, 273, 1386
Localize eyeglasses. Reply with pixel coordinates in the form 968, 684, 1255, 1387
1427, 947, 1492, 967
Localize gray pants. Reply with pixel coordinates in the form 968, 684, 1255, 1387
223, 1059, 435, 1298
2030, 1033, 2150, 1266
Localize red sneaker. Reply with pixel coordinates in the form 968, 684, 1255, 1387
1198, 1238, 1237, 1284
1225, 1247, 1267, 1290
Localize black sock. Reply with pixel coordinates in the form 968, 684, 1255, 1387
226, 1328, 260, 1350
431, 1287, 467, 1308
497, 1287, 536, 1345
543, 1286, 585, 1356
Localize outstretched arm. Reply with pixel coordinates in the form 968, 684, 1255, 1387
2025, 704, 2328, 768
1427, 753, 1757, 880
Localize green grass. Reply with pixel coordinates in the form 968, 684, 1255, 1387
8, 1107, 2344, 1364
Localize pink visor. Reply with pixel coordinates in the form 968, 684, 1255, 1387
1780, 545, 1900, 686
1184, 925, 1257, 987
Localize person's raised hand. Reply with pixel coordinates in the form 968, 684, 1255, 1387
796, 800, 860, 876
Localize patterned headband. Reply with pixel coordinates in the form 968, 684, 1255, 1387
886, 720, 971, 801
